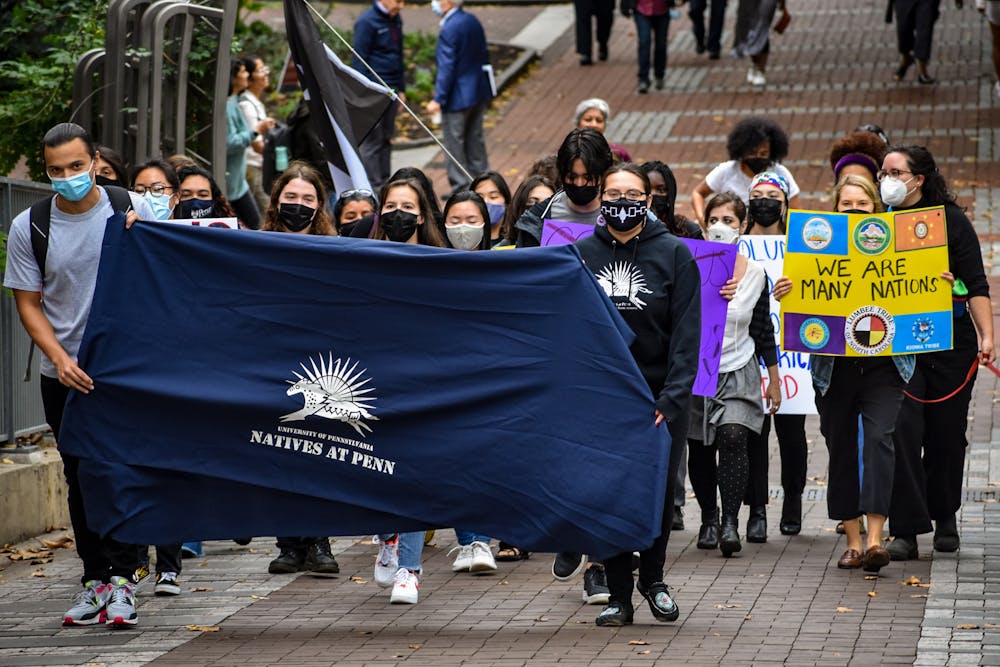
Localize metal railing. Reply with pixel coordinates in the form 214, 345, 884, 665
1, 178, 52, 443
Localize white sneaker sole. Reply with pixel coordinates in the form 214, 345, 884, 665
106, 615, 138, 627
390, 593, 418, 604
374, 568, 396, 588
154, 586, 180, 596
583, 591, 611, 605
451, 559, 473, 572
469, 558, 497, 573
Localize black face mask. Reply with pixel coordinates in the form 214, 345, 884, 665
600, 198, 647, 232
563, 181, 599, 206
278, 203, 316, 232
95, 174, 118, 187
743, 157, 771, 174
380, 209, 419, 242
174, 198, 214, 219
650, 194, 671, 221
840, 208, 870, 215
748, 197, 784, 227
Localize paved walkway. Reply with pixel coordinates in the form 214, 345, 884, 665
1, 1, 999, 665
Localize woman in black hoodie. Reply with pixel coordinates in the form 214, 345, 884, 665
575, 163, 701, 627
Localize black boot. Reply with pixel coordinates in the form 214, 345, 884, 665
779, 494, 802, 535
697, 508, 720, 549
746, 506, 767, 543
304, 538, 340, 575
933, 514, 960, 552
268, 547, 305, 574
719, 515, 742, 557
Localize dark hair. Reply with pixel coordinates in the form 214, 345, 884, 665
726, 117, 790, 163
176, 165, 237, 217
527, 154, 559, 184
856, 123, 890, 146
41, 122, 96, 161
504, 175, 555, 245
240, 55, 261, 76
94, 145, 128, 183
230, 56, 246, 84
556, 128, 614, 185
332, 189, 378, 231
828, 131, 887, 181
443, 190, 492, 250
886, 144, 957, 207
262, 160, 334, 235
375, 178, 447, 247
470, 171, 512, 207
640, 160, 680, 231
130, 159, 180, 191
388, 166, 442, 217
704, 191, 747, 224
602, 162, 651, 195
165, 153, 199, 173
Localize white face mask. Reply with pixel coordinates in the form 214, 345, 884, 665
879, 176, 914, 207
431, 0, 444, 15
446, 222, 484, 250
707, 221, 740, 245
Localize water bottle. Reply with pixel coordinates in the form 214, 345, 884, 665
275, 146, 288, 172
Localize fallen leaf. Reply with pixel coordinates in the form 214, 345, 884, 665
836, 607, 852, 613
864, 575, 878, 581
1, 458, 14, 465
984, 623, 999, 628
199, 561, 209, 567
712, 633, 720, 637
576, 620, 589, 624
901, 576, 924, 586
499, 580, 509, 585
638, 650, 651, 655
533, 616, 549, 622
987, 481, 1000, 487
249, 595, 269, 600
628, 640, 649, 645
185, 625, 220, 632
31, 571, 46, 577
982, 498, 998, 503
350, 576, 367, 584
408, 644, 421, 649
867, 591, 877, 598
189, 587, 214, 592
714, 604, 740, 609
40, 535, 74, 549
910, 594, 928, 598
956, 624, 979, 630
744, 615, 752, 621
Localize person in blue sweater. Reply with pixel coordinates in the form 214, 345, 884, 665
352, 0, 407, 190
227, 59, 272, 229
425, 0, 493, 191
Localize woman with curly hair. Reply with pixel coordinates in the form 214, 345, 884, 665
690, 116, 800, 224
828, 130, 888, 183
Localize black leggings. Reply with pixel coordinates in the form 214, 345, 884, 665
688, 423, 751, 519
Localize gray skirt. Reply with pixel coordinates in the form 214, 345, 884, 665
688, 357, 766, 445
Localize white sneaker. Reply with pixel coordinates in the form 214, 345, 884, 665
63, 580, 112, 626
749, 68, 766, 87
469, 541, 498, 573
154, 571, 180, 596
105, 576, 138, 627
390, 568, 419, 604
373, 536, 399, 588
995, 80, 1000, 98
449, 544, 474, 572
746, 66, 755, 84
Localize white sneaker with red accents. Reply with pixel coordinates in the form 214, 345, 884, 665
389, 568, 419, 604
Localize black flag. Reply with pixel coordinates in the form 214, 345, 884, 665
284, 0, 394, 194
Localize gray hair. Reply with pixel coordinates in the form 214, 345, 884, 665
574, 98, 610, 126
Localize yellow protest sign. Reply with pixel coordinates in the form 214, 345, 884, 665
780, 207, 952, 356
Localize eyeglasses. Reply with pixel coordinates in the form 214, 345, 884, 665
876, 169, 912, 181
603, 189, 648, 202
133, 183, 173, 195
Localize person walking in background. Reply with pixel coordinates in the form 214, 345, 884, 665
425, 0, 493, 193
978, 0, 1000, 96
227, 58, 273, 229
352, 0, 407, 190
689, 0, 727, 59
574, 0, 616, 65
238, 55, 274, 214
620, 0, 671, 93
892, 0, 944, 84
733, 0, 783, 87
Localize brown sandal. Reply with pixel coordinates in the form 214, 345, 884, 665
495, 542, 530, 562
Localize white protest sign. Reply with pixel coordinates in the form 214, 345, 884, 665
166, 217, 240, 230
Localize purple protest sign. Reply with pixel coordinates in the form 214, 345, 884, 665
541, 219, 595, 246
680, 238, 736, 397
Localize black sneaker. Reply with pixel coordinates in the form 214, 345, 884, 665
933, 514, 960, 552
638, 581, 679, 622
582, 565, 610, 605
888, 535, 919, 561
268, 548, 305, 574
595, 601, 633, 626
671, 506, 684, 531
552, 552, 586, 580
304, 539, 340, 575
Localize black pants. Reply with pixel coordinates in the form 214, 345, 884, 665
814, 358, 904, 520
574, 0, 614, 57
604, 404, 688, 604
894, 0, 940, 61
276, 536, 324, 552
40, 376, 140, 585
138, 543, 183, 575
688, 0, 727, 53
888, 366, 933, 536
687, 423, 750, 519
744, 414, 807, 508
230, 190, 261, 230
359, 103, 399, 191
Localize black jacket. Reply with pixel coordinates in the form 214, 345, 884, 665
575, 218, 701, 422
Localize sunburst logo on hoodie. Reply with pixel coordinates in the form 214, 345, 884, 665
281, 353, 378, 437
595, 261, 652, 310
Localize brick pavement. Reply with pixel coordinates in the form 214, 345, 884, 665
1, 1, 999, 665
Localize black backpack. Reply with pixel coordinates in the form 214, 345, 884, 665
261, 122, 292, 195
29, 184, 133, 277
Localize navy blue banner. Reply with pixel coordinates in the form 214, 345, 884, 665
59, 222, 671, 559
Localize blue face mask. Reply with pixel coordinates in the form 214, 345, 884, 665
485, 202, 505, 227
143, 191, 174, 221
50, 161, 95, 202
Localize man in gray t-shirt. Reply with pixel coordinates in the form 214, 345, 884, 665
3, 122, 154, 628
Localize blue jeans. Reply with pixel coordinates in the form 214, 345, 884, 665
455, 530, 491, 546
634, 12, 670, 83
379, 532, 425, 573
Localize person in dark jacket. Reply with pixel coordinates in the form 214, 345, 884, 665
425, 0, 493, 191
576, 163, 701, 627
352, 0, 406, 190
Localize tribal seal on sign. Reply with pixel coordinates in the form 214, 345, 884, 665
844, 306, 895, 355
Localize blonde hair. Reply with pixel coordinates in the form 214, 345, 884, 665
833, 174, 883, 214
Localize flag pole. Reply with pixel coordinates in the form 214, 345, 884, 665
303, 0, 475, 184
